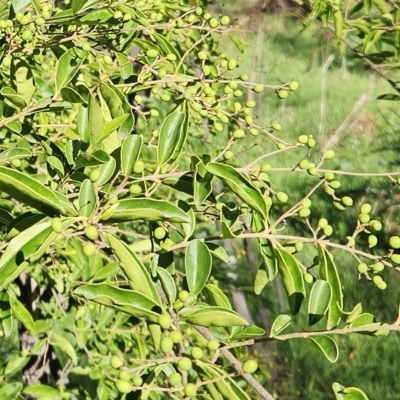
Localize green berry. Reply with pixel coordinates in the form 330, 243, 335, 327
357, 263, 368, 273
20, 14, 31, 26
233, 129, 245, 139
114, 10, 123, 19
146, 49, 159, 58
372, 262, 384, 272
90, 169, 101, 182
391, 254, 400, 264
359, 213, 370, 224
119, 371, 130, 381
115, 380, 132, 394
83, 243, 96, 257
377, 281, 387, 290
184, 383, 197, 397
35, 17, 45, 26
191, 347, 203, 359
318, 218, 328, 229
342, 196, 353, 207
272, 123, 282, 131
51, 218, 63, 233
207, 340, 220, 351
133, 160, 144, 174
361, 203, 372, 214
202, 65, 211, 75
323, 225, 333, 236
169, 330, 183, 344
198, 51, 207, 60
299, 208, 311, 218
307, 138, 316, 148
11, 158, 21, 168
209, 18, 218, 28
329, 180, 341, 189
249, 128, 259, 136
169, 372, 183, 387
389, 236, 400, 249
133, 376, 143, 387
299, 160, 309, 170
304, 273, 313, 283
166, 53, 177, 61
178, 290, 189, 302
324, 172, 335, 180
178, 357, 192, 371
158, 314, 172, 330
154, 227, 167, 240
323, 149, 335, 159
129, 184, 142, 195
277, 90, 288, 99
276, 192, 288, 203
368, 235, 378, 248
2, 56, 11, 67
253, 85, 264, 93
224, 151, 234, 160
308, 167, 318, 176
261, 164, 272, 173
111, 355, 123, 369
298, 135, 308, 144
103, 55, 113, 65
246, 100, 256, 108
243, 359, 258, 374
21, 30, 32, 41
370, 220, 382, 231
220, 16, 230, 26
160, 337, 173, 353
82, 42, 91, 51
84, 225, 99, 241
372, 275, 383, 285
289, 81, 299, 91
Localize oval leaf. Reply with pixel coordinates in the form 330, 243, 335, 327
185, 240, 212, 296
308, 335, 339, 363
9, 296, 36, 336
156, 267, 177, 305
270, 314, 292, 338
51, 332, 78, 366
158, 111, 185, 165
185, 307, 248, 327
56, 47, 88, 92
206, 162, 267, 218
78, 179, 96, 217
332, 382, 370, 400
308, 280, 332, 326
121, 135, 142, 175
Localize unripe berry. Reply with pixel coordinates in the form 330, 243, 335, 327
158, 314, 172, 329
169, 372, 182, 387
133, 376, 143, 387
341, 196, 353, 207
389, 236, 400, 249
372, 275, 383, 285
133, 160, 144, 174
359, 213, 370, 224
277, 90, 288, 99
35, 17, 45, 26
224, 151, 234, 160
178, 357, 192, 371
178, 290, 190, 302
191, 347, 203, 359
154, 227, 167, 240
276, 192, 288, 203
272, 123, 282, 131
372, 262, 384, 272
246, 100, 256, 108
209, 18, 218, 28
21, 30, 32, 41
243, 359, 258, 374
368, 235, 378, 248
198, 51, 207, 60
169, 330, 183, 344
304, 273, 313, 283
307, 138, 316, 148
297, 135, 308, 144
2, 56, 11, 67
228, 59, 237, 70
299, 208, 311, 218
377, 281, 387, 290
11, 158, 21, 168
233, 129, 245, 139
289, 81, 299, 91
83, 243, 96, 257
299, 159, 309, 170
391, 254, 400, 264
357, 263, 368, 273
323, 225, 333, 236
323, 149, 335, 159
370, 220, 382, 231
160, 337, 173, 353
119, 371, 130, 381
115, 380, 132, 394
129, 184, 142, 195
318, 218, 328, 229
361, 203, 372, 214
202, 65, 211, 75
253, 85, 264, 93
220, 16, 230, 25
103, 55, 113, 65
110, 355, 123, 369
150, 109, 159, 117
207, 340, 220, 351
90, 169, 101, 182
184, 383, 197, 397
84, 225, 99, 241
114, 10, 123, 19
51, 218, 63, 233
146, 49, 159, 58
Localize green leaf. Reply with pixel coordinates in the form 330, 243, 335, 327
232, 326, 265, 340
270, 314, 292, 337
60, 86, 89, 103
121, 135, 142, 175
55, 47, 88, 92
364, 0, 372, 12
88, 94, 104, 146
0, 383, 23, 400
1, 86, 26, 108
72, 0, 87, 14
254, 268, 269, 295
51, 332, 78, 366
115, 52, 133, 79
206, 162, 267, 218
0, 166, 76, 216
23, 385, 62, 399
11, 58, 35, 106
0, 148, 31, 164
308, 335, 339, 363
193, 158, 212, 205
185, 240, 212, 296
9, 296, 36, 336
153, 33, 183, 72
106, 234, 162, 306
185, 306, 248, 327
332, 382, 370, 400
318, 245, 343, 329
206, 283, 231, 309
47, 155, 65, 177
96, 156, 116, 186
308, 280, 332, 326
206, 243, 228, 263
78, 179, 96, 217
156, 267, 176, 305
94, 114, 128, 146
158, 111, 185, 165
276, 249, 305, 315
228, 33, 245, 53
4, 353, 30, 375
0, 208, 13, 226
74, 284, 160, 321
0, 221, 53, 291
102, 198, 190, 223
91, 261, 120, 282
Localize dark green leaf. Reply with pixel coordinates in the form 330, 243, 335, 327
185, 306, 248, 327
158, 111, 185, 165
11, 58, 35, 106
185, 240, 212, 296
156, 267, 176, 305
96, 156, 116, 186
78, 179, 96, 217
308, 335, 339, 363
308, 280, 332, 325
121, 135, 142, 175
0, 383, 23, 400
270, 314, 292, 337
56, 47, 88, 92
206, 283, 231, 309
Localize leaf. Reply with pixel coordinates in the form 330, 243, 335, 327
74, 284, 160, 321
115, 52, 133, 79
102, 198, 190, 223
206, 243, 228, 263
96, 156, 116, 186
88, 94, 104, 146
1, 86, 26, 108
23, 385, 62, 399
157, 111, 185, 165
232, 326, 265, 340
78, 179, 96, 217
0, 221, 53, 291
156, 267, 177, 305
0, 166, 76, 216
332, 382, 370, 400
9, 296, 36, 336
308, 280, 332, 326
270, 314, 292, 337
91, 261, 120, 281
51, 332, 78, 365
121, 135, 142, 175
308, 335, 339, 363
0, 383, 23, 400
55, 47, 88, 92
364, 0, 372, 12
11, 58, 35, 106
94, 114, 128, 145
185, 306, 248, 327
228, 34, 245, 53
318, 245, 343, 329
377, 94, 400, 101
72, 0, 87, 14
254, 268, 269, 295
276, 249, 305, 315
185, 240, 212, 296
206, 283, 231, 309
4, 353, 30, 375
206, 162, 267, 218
106, 234, 161, 306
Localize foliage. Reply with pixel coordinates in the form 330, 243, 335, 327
0, 0, 399, 399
